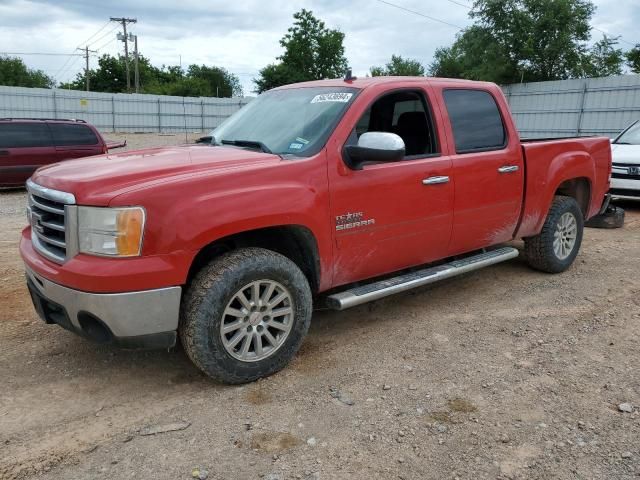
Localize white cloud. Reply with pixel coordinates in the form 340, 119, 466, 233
1, 0, 637, 94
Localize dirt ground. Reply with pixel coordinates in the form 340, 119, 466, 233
1, 134, 639, 480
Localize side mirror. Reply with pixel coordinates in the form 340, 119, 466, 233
343, 132, 405, 170
195, 135, 212, 144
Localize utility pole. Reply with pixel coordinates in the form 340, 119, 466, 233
78, 46, 97, 91
130, 33, 139, 93
110, 17, 137, 92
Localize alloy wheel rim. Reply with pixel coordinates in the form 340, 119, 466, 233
220, 280, 294, 362
553, 212, 577, 260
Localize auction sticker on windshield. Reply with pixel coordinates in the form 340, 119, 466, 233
310, 92, 353, 103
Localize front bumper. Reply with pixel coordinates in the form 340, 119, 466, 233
610, 177, 640, 199
25, 265, 181, 349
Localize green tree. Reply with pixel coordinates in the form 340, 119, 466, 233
582, 35, 624, 77
626, 45, 640, 73
60, 54, 158, 93
429, 0, 598, 83
370, 55, 425, 76
60, 54, 242, 97
429, 26, 516, 82
254, 9, 348, 93
0, 56, 54, 88
186, 65, 243, 97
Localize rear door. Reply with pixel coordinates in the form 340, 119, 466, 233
438, 88, 524, 255
48, 123, 103, 161
0, 122, 55, 186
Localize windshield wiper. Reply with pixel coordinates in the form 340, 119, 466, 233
220, 139, 273, 154
614, 141, 631, 144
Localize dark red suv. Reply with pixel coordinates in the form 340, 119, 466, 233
0, 118, 124, 187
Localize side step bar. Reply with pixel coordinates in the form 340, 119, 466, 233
326, 247, 519, 310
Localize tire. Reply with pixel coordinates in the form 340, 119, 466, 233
524, 195, 584, 273
585, 205, 625, 229
180, 248, 312, 384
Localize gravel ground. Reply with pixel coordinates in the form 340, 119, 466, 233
105, 131, 204, 151
0, 135, 639, 480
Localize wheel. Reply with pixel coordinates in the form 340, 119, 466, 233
180, 248, 312, 384
585, 205, 625, 229
524, 195, 584, 273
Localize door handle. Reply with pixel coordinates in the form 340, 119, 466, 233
422, 176, 450, 185
0, 150, 9, 156
498, 165, 519, 174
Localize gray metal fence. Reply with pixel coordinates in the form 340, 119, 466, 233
0, 85, 251, 133
503, 74, 640, 139
3, 75, 640, 138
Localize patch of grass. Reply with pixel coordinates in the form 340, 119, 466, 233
250, 431, 302, 453
429, 411, 453, 423
447, 398, 477, 413
246, 387, 271, 405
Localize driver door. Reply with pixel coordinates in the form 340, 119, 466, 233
328, 87, 454, 286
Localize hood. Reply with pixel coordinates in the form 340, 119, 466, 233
31, 145, 281, 204
611, 143, 640, 164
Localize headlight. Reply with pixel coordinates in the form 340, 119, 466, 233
78, 206, 145, 257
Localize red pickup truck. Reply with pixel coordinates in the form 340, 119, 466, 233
20, 77, 611, 383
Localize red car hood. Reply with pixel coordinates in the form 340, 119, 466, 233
31, 145, 281, 205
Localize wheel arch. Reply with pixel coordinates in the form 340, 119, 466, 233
554, 177, 591, 217
186, 224, 322, 294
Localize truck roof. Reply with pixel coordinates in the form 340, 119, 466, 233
275, 76, 498, 91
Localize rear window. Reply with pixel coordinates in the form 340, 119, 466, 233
443, 89, 506, 153
0, 123, 53, 148
48, 123, 99, 146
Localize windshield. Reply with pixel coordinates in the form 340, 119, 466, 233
614, 120, 640, 145
210, 86, 358, 156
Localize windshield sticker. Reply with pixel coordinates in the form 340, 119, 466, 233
288, 142, 304, 150
295, 137, 310, 145
310, 92, 353, 104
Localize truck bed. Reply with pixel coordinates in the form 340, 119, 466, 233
515, 136, 612, 238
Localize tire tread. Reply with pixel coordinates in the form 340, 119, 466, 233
524, 195, 584, 273
180, 248, 311, 384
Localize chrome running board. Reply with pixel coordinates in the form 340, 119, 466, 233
326, 247, 519, 310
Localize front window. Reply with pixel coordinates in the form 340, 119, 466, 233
614, 121, 640, 145
210, 86, 358, 157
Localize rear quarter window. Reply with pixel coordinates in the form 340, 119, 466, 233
0, 123, 53, 148
48, 123, 99, 146
443, 89, 506, 153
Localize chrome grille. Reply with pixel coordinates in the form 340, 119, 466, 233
26, 179, 77, 264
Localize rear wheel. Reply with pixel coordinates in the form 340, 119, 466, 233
180, 248, 312, 384
525, 195, 584, 273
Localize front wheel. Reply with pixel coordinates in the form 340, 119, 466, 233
180, 248, 312, 384
524, 195, 584, 273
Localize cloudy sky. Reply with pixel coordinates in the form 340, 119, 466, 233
1, 0, 639, 95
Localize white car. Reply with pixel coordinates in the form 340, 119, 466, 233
611, 120, 640, 200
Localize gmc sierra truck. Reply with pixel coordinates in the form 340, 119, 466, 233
20, 76, 612, 383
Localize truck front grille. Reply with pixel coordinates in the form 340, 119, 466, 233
26, 180, 77, 264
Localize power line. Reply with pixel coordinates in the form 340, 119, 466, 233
87, 25, 119, 49
374, 0, 464, 29
591, 26, 637, 47
446, 0, 473, 8
77, 20, 112, 47
93, 35, 118, 52
56, 55, 84, 84
0, 52, 83, 56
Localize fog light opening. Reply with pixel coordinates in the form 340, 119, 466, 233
77, 312, 113, 344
